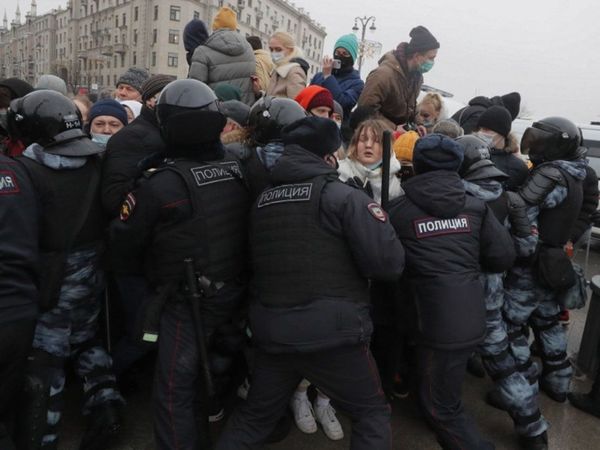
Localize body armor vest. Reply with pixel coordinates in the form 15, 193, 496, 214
148, 156, 249, 284
538, 167, 583, 247
251, 175, 369, 308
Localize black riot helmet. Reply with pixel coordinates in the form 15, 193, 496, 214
456, 134, 508, 181
521, 116, 584, 165
7, 90, 101, 156
156, 79, 226, 151
248, 96, 307, 145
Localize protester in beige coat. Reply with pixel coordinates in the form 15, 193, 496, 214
266, 31, 307, 99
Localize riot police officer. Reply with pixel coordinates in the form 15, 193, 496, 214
457, 135, 549, 449
243, 95, 307, 199
216, 116, 405, 450
7, 90, 123, 450
388, 134, 516, 450
109, 79, 250, 450
504, 117, 586, 404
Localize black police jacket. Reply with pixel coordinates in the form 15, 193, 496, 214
388, 170, 515, 350
490, 149, 529, 192
0, 154, 39, 324
248, 144, 405, 353
109, 149, 250, 287
101, 106, 167, 218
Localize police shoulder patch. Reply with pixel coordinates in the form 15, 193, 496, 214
0, 170, 20, 195
120, 193, 136, 221
367, 203, 387, 222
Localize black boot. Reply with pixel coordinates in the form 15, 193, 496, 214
568, 391, 600, 418
539, 381, 567, 403
519, 431, 548, 450
79, 401, 121, 450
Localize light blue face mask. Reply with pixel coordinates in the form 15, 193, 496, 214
271, 52, 285, 64
91, 133, 111, 149
418, 59, 435, 74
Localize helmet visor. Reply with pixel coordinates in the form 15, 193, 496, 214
520, 126, 558, 156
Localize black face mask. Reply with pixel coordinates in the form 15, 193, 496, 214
334, 54, 354, 70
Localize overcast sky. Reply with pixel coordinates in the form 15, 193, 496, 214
21, 0, 600, 123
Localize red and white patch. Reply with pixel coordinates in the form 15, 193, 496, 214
367, 202, 387, 222
120, 193, 136, 221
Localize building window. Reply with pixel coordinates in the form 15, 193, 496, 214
193, 11, 199, 20
134, 7, 139, 21
133, 29, 138, 45
133, 51, 137, 66
154, 5, 159, 21
168, 29, 179, 44
115, 16, 119, 27
170, 6, 181, 21
114, 55, 117, 66
122, 14, 126, 25
151, 52, 157, 66
167, 52, 178, 67
152, 29, 157, 44
246, 14, 251, 24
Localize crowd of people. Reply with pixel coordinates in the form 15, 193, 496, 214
1, 7, 599, 450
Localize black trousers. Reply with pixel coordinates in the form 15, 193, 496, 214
417, 345, 494, 450
0, 319, 35, 444
216, 344, 391, 450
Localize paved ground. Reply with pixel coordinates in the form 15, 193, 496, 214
58, 246, 600, 450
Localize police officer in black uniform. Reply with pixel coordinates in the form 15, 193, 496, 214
216, 116, 405, 450
0, 152, 39, 450
388, 134, 516, 450
110, 79, 250, 450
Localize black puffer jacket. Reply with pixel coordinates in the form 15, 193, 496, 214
388, 170, 515, 350
101, 105, 166, 218
490, 149, 529, 192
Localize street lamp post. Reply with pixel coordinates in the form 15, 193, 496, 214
352, 15, 376, 75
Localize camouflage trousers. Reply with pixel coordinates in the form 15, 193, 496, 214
478, 273, 548, 437
30, 246, 123, 448
503, 264, 573, 397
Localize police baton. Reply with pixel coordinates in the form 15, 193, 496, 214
184, 258, 215, 398
381, 130, 392, 211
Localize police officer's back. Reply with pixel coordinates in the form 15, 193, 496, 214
110, 79, 250, 450
216, 116, 405, 450
7, 90, 123, 450
388, 134, 515, 450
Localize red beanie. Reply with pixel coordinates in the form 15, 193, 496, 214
295, 86, 333, 113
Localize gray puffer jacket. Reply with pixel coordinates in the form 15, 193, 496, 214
188, 29, 256, 105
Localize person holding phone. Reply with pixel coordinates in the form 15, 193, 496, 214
311, 34, 364, 143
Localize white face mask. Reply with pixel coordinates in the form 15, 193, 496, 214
91, 133, 111, 149
271, 51, 285, 63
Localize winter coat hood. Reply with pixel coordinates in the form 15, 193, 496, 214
403, 170, 466, 218
204, 29, 249, 57
271, 144, 337, 185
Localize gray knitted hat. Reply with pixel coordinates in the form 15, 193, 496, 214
35, 74, 68, 96
116, 67, 150, 93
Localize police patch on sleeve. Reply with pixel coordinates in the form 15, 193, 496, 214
0, 170, 20, 195
367, 203, 387, 222
120, 193, 136, 221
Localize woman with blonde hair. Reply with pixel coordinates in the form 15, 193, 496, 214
266, 31, 307, 99
338, 119, 403, 203
416, 92, 445, 133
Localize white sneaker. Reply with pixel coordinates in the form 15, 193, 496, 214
290, 395, 317, 434
314, 401, 344, 441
